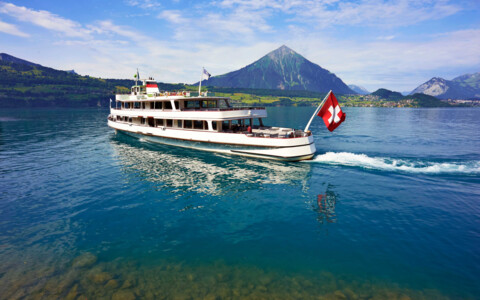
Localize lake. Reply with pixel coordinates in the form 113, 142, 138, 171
0, 107, 479, 299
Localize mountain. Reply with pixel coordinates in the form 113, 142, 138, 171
0, 53, 190, 107
201, 45, 356, 94
0, 53, 134, 107
410, 73, 480, 99
348, 84, 369, 95
365, 88, 450, 107
371, 88, 403, 101
0, 53, 41, 67
402, 93, 450, 107
452, 73, 480, 97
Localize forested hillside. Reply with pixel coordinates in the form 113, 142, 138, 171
0, 56, 184, 107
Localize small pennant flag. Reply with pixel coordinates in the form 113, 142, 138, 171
317, 91, 346, 132
202, 68, 211, 80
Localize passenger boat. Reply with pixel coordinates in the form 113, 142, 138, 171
107, 77, 317, 161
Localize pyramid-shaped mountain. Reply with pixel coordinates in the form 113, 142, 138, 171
202, 45, 355, 94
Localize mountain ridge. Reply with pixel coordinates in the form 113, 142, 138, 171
200, 45, 356, 94
0, 53, 42, 67
348, 84, 369, 95
410, 72, 480, 99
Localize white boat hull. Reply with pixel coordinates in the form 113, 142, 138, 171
108, 120, 316, 161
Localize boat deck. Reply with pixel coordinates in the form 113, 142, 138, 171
108, 118, 309, 138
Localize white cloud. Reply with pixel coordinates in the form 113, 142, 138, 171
0, 18, 29, 37
158, 4, 272, 42
125, 0, 162, 9
158, 10, 187, 24
291, 28, 480, 91
377, 35, 395, 41
215, 0, 462, 28
0, 2, 90, 38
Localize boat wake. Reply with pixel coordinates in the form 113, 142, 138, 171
307, 152, 480, 174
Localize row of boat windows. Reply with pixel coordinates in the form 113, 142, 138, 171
115, 116, 263, 131
120, 99, 230, 110
123, 101, 176, 110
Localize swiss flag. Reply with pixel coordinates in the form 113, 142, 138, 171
317, 91, 346, 132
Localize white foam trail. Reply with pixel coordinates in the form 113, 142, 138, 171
307, 152, 480, 174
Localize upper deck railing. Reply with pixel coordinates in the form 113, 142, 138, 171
115, 91, 214, 101
111, 106, 266, 112
180, 107, 265, 112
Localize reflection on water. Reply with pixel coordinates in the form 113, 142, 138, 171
111, 134, 312, 196
315, 188, 338, 224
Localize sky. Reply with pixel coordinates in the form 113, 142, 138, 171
0, 0, 479, 92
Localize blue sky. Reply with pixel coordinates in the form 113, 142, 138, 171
0, 0, 479, 92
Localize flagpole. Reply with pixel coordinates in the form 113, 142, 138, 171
135, 68, 138, 87
304, 90, 332, 132
198, 68, 203, 96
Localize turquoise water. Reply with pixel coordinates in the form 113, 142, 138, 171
0, 107, 479, 299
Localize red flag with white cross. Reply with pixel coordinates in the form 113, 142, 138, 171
317, 91, 346, 132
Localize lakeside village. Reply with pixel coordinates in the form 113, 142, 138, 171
338, 94, 480, 108
207, 90, 480, 108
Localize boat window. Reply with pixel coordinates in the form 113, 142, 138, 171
185, 101, 200, 109
134, 102, 141, 109
222, 121, 230, 130
177, 120, 182, 128
156, 119, 164, 127
205, 100, 216, 108
164, 101, 172, 110
184, 120, 192, 129
154, 102, 161, 109
212, 121, 217, 130
194, 120, 203, 130
166, 119, 173, 127
174, 101, 179, 110
129, 118, 132, 123
142, 102, 146, 109
219, 99, 231, 108
140, 117, 146, 125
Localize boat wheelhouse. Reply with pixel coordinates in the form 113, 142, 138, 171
108, 78, 316, 161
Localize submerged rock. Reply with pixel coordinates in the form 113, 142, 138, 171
65, 284, 78, 300
72, 253, 98, 268
112, 290, 136, 300
121, 278, 135, 289
342, 288, 358, 299
90, 272, 113, 284
105, 279, 119, 289
334, 290, 347, 299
